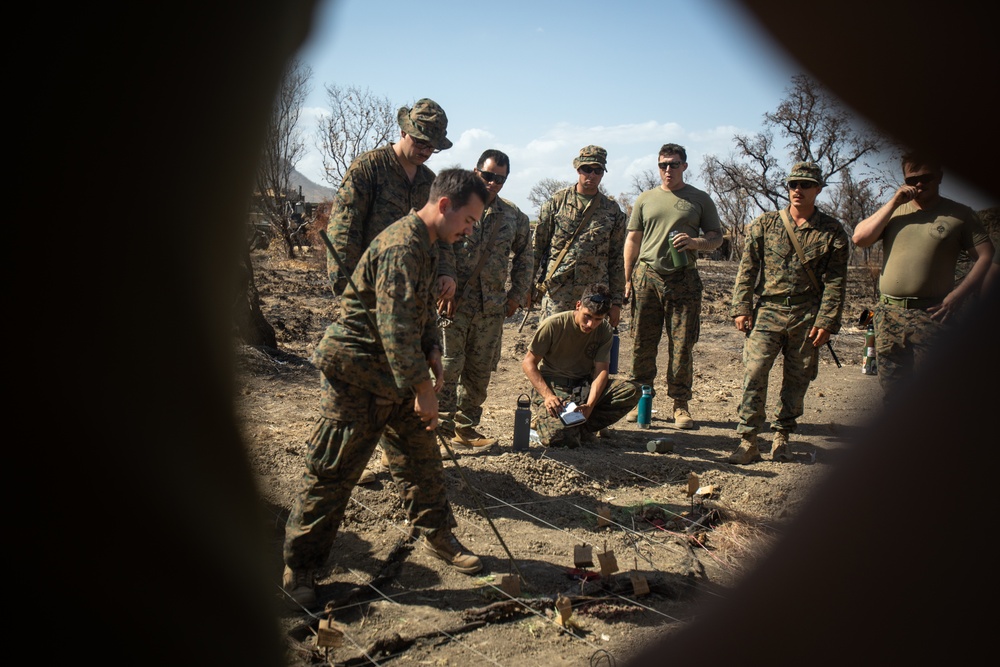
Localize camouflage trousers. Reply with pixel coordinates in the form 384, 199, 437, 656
736, 303, 820, 435
532, 378, 640, 447
874, 302, 947, 406
283, 374, 456, 571
628, 262, 702, 402
439, 306, 504, 433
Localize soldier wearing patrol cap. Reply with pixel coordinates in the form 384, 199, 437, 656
531, 145, 627, 327
728, 161, 849, 464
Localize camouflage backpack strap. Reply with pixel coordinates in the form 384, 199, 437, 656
543, 195, 600, 289
779, 208, 821, 292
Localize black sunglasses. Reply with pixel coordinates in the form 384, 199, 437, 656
658, 161, 683, 170
478, 170, 507, 185
904, 173, 936, 186
578, 165, 605, 175
788, 181, 817, 190
409, 136, 440, 154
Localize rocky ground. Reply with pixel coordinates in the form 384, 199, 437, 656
237, 246, 885, 666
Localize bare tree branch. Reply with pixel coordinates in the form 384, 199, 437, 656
317, 84, 396, 188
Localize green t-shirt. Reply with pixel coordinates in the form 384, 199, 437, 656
529, 310, 612, 383
880, 197, 989, 298
627, 185, 722, 273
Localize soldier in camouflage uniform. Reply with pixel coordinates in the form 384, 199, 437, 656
852, 152, 994, 405
325, 98, 458, 472
522, 284, 640, 448
623, 144, 723, 429
728, 162, 849, 464
326, 97, 457, 298
282, 170, 489, 609
531, 145, 627, 327
437, 149, 533, 449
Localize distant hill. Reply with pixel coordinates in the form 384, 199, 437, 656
289, 168, 336, 203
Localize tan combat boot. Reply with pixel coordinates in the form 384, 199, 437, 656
451, 425, 497, 448
422, 530, 483, 574
625, 406, 639, 423
771, 430, 793, 462
728, 434, 762, 464
673, 400, 695, 429
282, 565, 317, 609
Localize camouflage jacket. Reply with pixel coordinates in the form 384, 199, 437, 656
313, 212, 441, 402
730, 207, 849, 333
325, 144, 454, 295
532, 188, 627, 306
451, 196, 533, 318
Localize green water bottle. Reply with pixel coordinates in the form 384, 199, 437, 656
668, 230, 690, 269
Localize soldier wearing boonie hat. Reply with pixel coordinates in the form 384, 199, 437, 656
326, 96, 460, 469
397, 98, 453, 151
531, 144, 627, 348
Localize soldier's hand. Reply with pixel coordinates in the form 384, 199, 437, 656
505, 298, 519, 318
427, 348, 444, 392
735, 315, 752, 333
437, 296, 455, 318
610, 305, 621, 328
544, 393, 564, 418
624, 280, 632, 302
437, 275, 456, 300
414, 383, 440, 431
808, 326, 831, 347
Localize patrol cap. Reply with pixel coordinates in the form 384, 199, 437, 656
786, 161, 825, 186
573, 145, 608, 170
397, 98, 452, 150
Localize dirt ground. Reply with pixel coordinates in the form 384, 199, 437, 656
236, 244, 884, 666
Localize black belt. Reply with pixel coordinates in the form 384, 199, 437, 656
758, 293, 815, 306
880, 295, 941, 309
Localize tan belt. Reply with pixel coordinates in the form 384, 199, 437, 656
759, 293, 815, 306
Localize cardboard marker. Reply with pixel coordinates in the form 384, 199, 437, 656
556, 595, 573, 625
316, 618, 344, 648
500, 574, 521, 597
573, 543, 594, 568
630, 557, 650, 596
597, 548, 619, 577
687, 472, 700, 497
597, 505, 612, 527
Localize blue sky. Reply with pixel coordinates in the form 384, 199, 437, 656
293, 0, 995, 216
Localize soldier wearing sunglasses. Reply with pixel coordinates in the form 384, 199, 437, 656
852, 153, 993, 406
436, 149, 533, 450
531, 145, 627, 326
624, 143, 723, 431
728, 162, 849, 464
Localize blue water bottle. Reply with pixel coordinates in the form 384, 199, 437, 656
609, 327, 620, 375
637, 385, 652, 429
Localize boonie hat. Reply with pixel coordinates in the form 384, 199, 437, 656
786, 161, 824, 186
397, 98, 452, 150
573, 145, 608, 170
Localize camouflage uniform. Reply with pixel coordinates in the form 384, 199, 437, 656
627, 185, 722, 402
325, 144, 455, 296
730, 207, 849, 435
533, 188, 626, 318
285, 213, 455, 570
528, 311, 640, 447
439, 197, 533, 433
